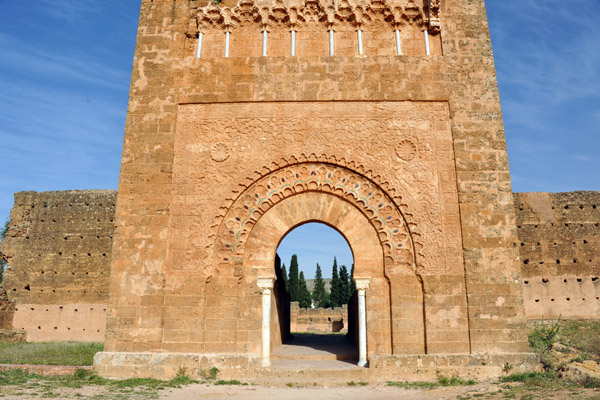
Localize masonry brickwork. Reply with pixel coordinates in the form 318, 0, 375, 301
290, 301, 348, 333
2, 190, 597, 344
0, 190, 116, 341
95, 0, 533, 378
515, 192, 600, 320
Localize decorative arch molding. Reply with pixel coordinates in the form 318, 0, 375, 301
187, 0, 441, 36
212, 158, 423, 280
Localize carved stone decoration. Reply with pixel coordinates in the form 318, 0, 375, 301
210, 142, 230, 162
234, 257, 243, 277
213, 161, 419, 277
174, 101, 463, 277
425, 0, 441, 33
191, 0, 439, 34
396, 139, 417, 162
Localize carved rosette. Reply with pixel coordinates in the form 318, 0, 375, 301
191, 0, 441, 34
396, 139, 417, 162
213, 162, 418, 277
210, 142, 231, 162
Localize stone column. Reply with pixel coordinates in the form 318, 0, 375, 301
257, 276, 275, 367
355, 277, 371, 367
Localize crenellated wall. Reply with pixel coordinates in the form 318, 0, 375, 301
515, 192, 600, 319
0, 190, 116, 341
185, 0, 442, 59
290, 301, 348, 333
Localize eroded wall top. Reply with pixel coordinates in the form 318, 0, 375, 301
0, 190, 116, 305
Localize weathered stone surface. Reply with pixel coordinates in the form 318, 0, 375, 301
515, 192, 600, 319
290, 302, 348, 333
560, 360, 600, 386
0, 290, 15, 330
94, 351, 541, 383
0, 190, 116, 341
102, 0, 529, 367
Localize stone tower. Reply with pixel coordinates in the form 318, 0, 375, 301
95, 0, 536, 379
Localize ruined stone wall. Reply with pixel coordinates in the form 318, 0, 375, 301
0, 190, 116, 341
290, 302, 348, 333
515, 192, 600, 319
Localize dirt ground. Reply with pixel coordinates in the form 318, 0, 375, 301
1, 382, 599, 400
159, 383, 599, 400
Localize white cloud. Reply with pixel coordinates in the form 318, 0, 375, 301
0, 33, 128, 90
37, 0, 102, 23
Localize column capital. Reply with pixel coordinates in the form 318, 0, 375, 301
354, 277, 371, 291
257, 276, 275, 290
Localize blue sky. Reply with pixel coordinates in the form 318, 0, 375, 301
277, 223, 353, 279
1, 1, 598, 279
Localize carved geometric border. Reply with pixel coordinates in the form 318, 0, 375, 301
188, 0, 440, 34
212, 155, 425, 277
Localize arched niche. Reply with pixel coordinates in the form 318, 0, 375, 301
215, 163, 426, 357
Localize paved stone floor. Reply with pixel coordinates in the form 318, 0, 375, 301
272, 333, 358, 361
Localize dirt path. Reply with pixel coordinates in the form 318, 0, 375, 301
158, 383, 486, 399
157, 383, 600, 400
2, 382, 598, 400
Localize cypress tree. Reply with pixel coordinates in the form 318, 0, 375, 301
288, 254, 300, 302
339, 265, 351, 304
330, 257, 340, 307
312, 264, 327, 308
323, 290, 331, 308
281, 263, 288, 291
298, 271, 312, 308
350, 263, 356, 295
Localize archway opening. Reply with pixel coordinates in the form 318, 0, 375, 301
273, 222, 358, 362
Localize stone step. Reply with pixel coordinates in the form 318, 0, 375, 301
258, 360, 369, 386
271, 353, 357, 361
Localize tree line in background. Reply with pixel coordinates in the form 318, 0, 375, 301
281, 255, 355, 309
0, 219, 9, 283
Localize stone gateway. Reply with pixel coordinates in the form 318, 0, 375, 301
7, 0, 599, 383
92, 0, 535, 380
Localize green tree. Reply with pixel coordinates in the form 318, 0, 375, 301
312, 264, 327, 308
330, 257, 340, 308
322, 290, 331, 308
298, 271, 312, 308
0, 219, 9, 284
281, 263, 288, 291
350, 263, 356, 295
288, 254, 300, 302
0, 220, 8, 238
339, 264, 351, 304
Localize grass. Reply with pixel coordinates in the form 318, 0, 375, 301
526, 320, 600, 385
558, 320, 600, 362
347, 381, 368, 386
0, 342, 103, 366
527, 318, 561, 371
499, 371, 563, 388
0, 367, 202, 399
387, 375, 476, 389
489, 320, 600, 398
214, 379, 247, 385
0, 368, 196, 389
527, 319, 600, 363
